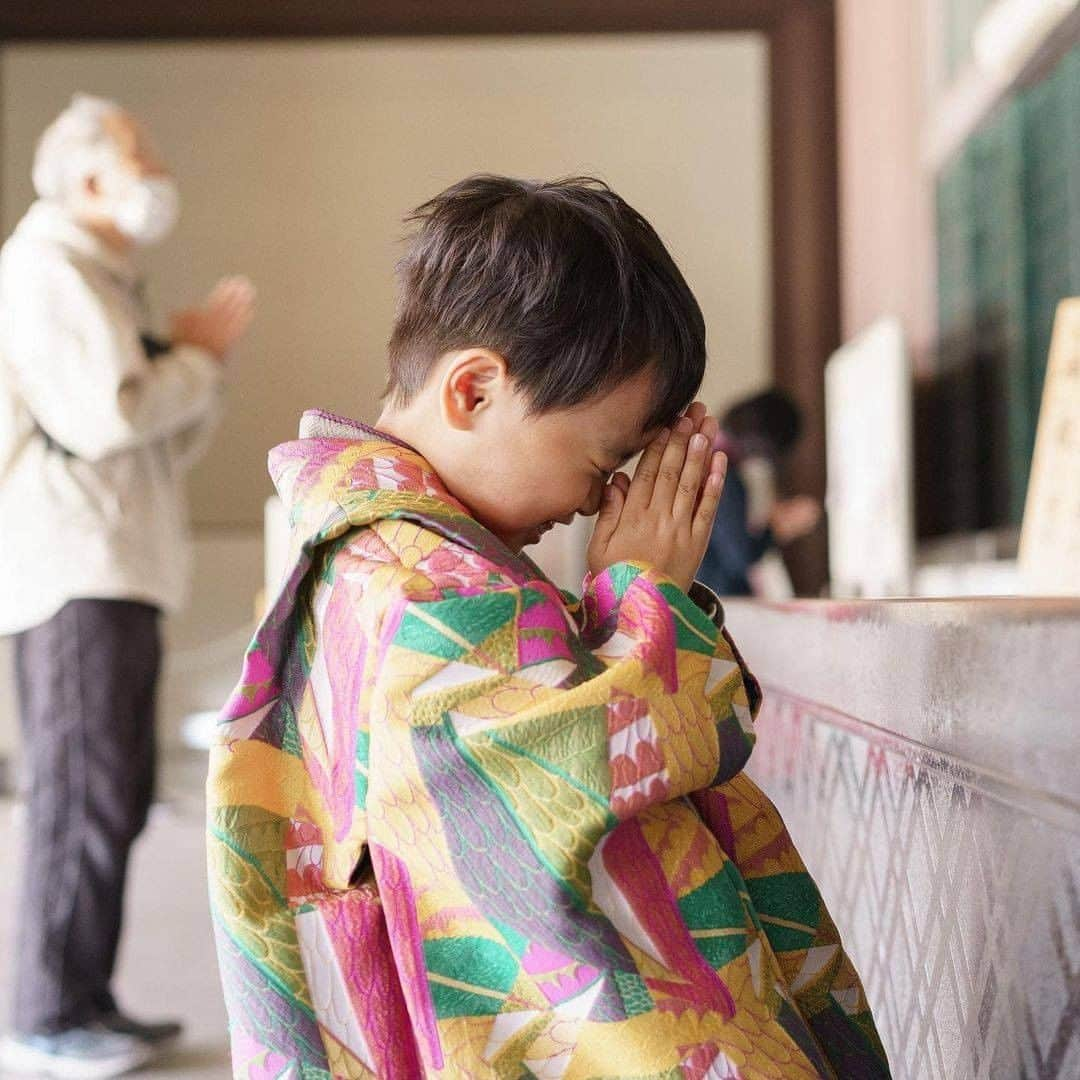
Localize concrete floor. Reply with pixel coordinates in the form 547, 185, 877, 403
0, 754, 231, 1078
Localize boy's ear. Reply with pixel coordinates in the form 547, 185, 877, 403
441, 348, 509, 431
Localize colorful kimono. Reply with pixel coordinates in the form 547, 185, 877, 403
207, 409, 890, 1079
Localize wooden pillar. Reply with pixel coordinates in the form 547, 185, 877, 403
769, 0, 840, 595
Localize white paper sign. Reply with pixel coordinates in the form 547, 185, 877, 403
825, 318, 915, 597
1019, 298, 1080, 595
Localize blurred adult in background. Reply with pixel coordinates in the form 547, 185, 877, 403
698, 389, 821, 596
0, 94, 255, 1077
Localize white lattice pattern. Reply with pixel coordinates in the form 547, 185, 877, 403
746, 693, 1080, 1080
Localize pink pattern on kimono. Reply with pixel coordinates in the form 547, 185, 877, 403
319, 887, 424, 1078
690, 789, 737, 859
617, 575, 681, 693
417, 545, 493, 591
224, 646, 278, 718
602, 820, 735, 1018
284, 817, 325, 899
521, 941, 602, 1005
681, 1043, 742, 1079
229, 1028, 294, 1080
608, 690, 671, 819
369, 843, 444, 1070
316, 582, 371, 842
582, 570, 619, 639
517, 589, 577, 667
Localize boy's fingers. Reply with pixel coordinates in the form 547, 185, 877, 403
649, 417, 694, 512
625, 429, 669, 513
672, 431, 710, 523
215, 303, 255, 336
692, 452, 728, 540
213, 274, 254, 294
216, 284, 255, 311
700, 414, 719, 446
208, 279, 256, 313
684, 401, 707, 430
691, 417, 720, 513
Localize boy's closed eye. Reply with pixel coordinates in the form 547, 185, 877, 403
598, 445, 640, 474
596, 458, 631, 486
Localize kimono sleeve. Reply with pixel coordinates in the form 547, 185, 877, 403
372, 559, 761, 826
692, 775, 892, 1076
207, 550, 422, 1079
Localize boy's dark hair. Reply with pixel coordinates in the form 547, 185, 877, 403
385, 175, 706, 431
722, 389, 803, 461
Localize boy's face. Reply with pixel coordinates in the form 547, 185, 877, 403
435, 358, 661, 552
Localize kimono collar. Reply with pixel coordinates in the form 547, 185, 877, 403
272, 408, 549, 586
298, 408, 416, 451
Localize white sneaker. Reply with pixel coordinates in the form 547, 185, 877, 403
0, 1024, 157, 1078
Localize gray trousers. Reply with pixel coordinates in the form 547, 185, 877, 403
11, 599, 161, 1035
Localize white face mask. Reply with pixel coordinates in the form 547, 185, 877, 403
105, 172, 180, 247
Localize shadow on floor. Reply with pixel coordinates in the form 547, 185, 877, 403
140, 1042, 232, 1074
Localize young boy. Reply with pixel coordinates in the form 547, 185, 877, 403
207, 176, 889, 1079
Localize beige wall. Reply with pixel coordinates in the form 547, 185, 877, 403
837, 0, 937, 367
1, 35, 770, 528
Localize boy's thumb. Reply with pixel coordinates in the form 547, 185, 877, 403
592, 481, 624, 547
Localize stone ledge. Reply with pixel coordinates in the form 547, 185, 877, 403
725, 596, 1080, 809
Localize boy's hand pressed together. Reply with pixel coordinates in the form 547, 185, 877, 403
587, 407, 728, 592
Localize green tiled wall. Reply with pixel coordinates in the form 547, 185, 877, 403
936, 44, 1080, 524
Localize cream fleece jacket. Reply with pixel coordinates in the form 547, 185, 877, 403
0, 200, 224, 634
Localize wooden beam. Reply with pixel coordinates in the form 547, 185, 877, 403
0, 1, 784, 42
